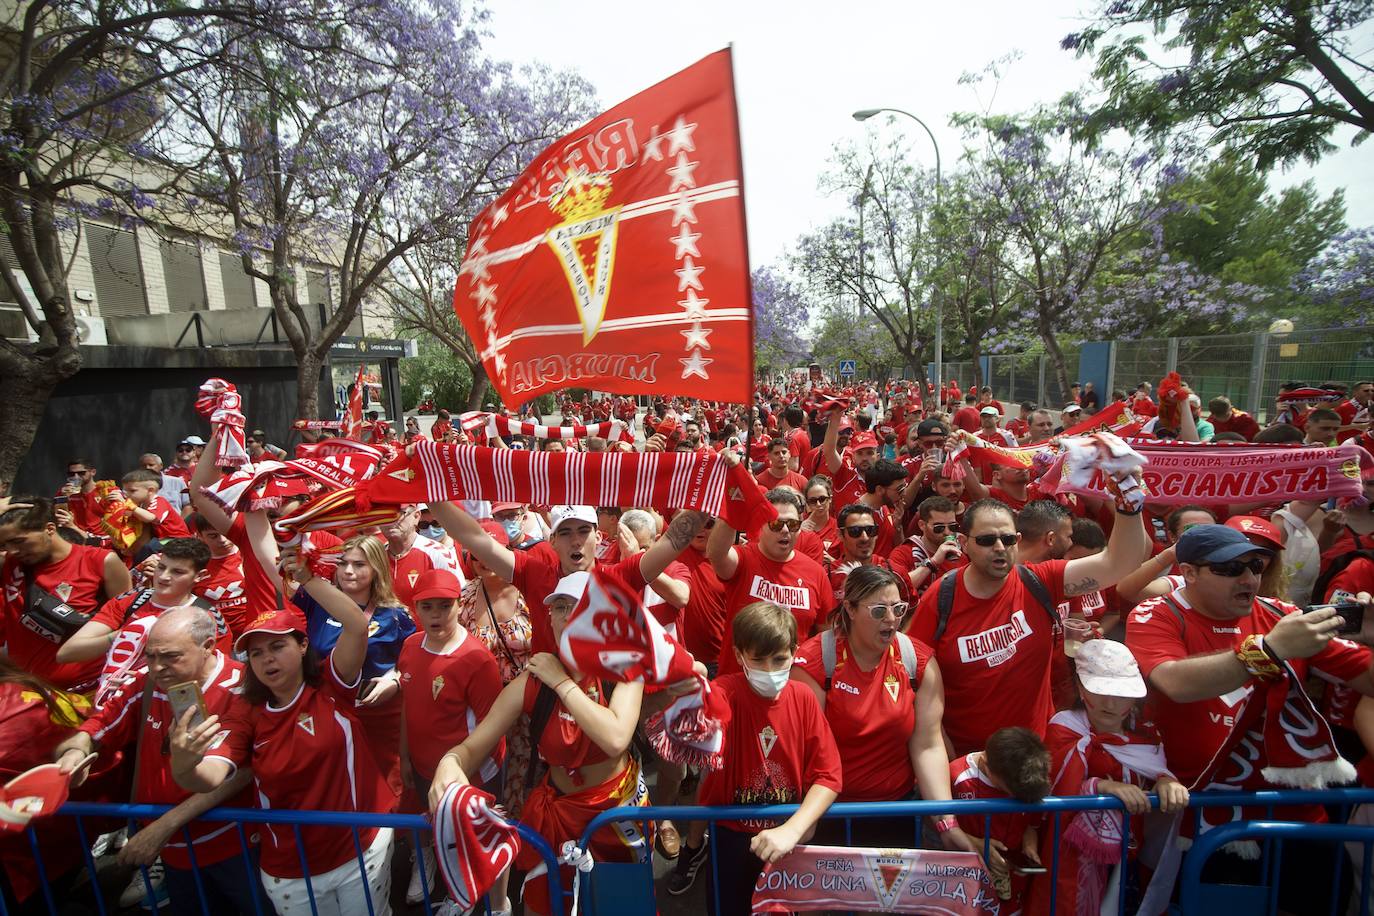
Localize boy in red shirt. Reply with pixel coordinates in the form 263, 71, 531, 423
950, 726, 1051, 904
122, 469, 192, 539
672, 600, 842, 913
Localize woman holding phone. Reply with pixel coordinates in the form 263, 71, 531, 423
171, 552, 395, 916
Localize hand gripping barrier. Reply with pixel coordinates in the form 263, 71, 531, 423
2, 802, 563, 916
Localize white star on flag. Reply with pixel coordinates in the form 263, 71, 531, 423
670, 225, 701, 259
670, 192, 698, 226
678, 289, 710, 320
467, 258, 491, 282
680, 322, 712, 350
642, 126, 667, 162
490, 203, 510, 227
474, 281, 498, 308
666, 114, 697, 155
666, 152, 699, 191
674, 256, 704, 292
680, 349, 712, 379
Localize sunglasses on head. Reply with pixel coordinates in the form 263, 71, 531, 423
971, 533, 1020, 548
860, 601, 909, 620
1202, 557, 1268, 577
844, 524, 879, 538
766, 518, 802, 533
806, 495, 830, 505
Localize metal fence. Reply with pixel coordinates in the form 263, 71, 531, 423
941, 326, 1374, 422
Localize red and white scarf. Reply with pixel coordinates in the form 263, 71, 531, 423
195, 378, 249, 468
199, 449, 382, 513
354, 441, 777, 532
482, 413, 634, 445
559, 568, 728, 768
433, 783, 519, 911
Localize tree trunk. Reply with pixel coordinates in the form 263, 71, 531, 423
969, 338, 984, 389
0, 349, 75, 490
1039, 311, 1073, 405
295, 350, 325, 423
465, 365, 490, 411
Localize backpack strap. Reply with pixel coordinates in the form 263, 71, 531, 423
1016, 565, 1060, 627
894, 632, 919, 688
820, 627, 837, 691
525, 681, 558, 790
1158, 592, 1189, 634
119, 588, 156, 627
933, 570, 959, 643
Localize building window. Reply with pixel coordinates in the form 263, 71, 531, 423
219, 251, 258, 310
160, 238, 207, 312
86, 225, 148, 317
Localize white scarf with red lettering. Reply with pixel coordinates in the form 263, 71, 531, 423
195, 378, 249, 468
481, 413, 633, 444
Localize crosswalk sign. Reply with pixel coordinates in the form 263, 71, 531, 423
838, 359, 856, 377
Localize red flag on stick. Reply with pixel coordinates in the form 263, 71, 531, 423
344, 364, 365, 440
454, 49, 753, 404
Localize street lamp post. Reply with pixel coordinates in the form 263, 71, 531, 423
853, 107, 943, 402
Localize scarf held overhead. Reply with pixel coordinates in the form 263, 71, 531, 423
354, 441, 776, 531
483, 413, 634, 444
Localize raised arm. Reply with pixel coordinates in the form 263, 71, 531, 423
638, 511, 709, 584
189, 428, 234, 534
1063, 510, 1148, 597
821, 405, 844, 474
428, 501, 516, 581
1114, 545, 1178, 608
282, 553, 369, 684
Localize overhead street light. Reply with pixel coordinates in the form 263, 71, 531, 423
852, 107, 944, 400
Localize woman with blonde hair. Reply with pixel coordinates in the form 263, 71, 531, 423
291, 532, 414, 799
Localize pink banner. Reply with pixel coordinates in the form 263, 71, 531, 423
752, 844, 1000, 914
1050, 439, 1368, 506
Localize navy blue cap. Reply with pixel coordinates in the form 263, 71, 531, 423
1176, 524, 1275, 566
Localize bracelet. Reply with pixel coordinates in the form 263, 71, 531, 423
932, 815, 958, 834
1234, 634, 1283, 680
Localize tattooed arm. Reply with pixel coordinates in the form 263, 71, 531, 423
638, 510, 710, 583
1062, 510, 1149, 597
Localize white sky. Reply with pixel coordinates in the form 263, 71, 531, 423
487, 0, 1373, 268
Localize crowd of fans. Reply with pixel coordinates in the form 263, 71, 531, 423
0, 372, 1372, 916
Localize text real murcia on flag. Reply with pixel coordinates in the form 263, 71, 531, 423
453, 48, 753, 404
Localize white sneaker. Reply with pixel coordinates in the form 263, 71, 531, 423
432, 901, 465, 916
119, 861, 166, 908
91, 827, 127, 858
406, 843, 437, 905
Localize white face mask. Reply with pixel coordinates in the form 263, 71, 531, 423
743, 661, 791, 699
499, 517, 522, 541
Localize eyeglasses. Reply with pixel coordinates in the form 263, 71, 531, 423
843, 524, 879, 539
919, 438, 945, 449
971, 533, 1020, 548
766, 518, 802, 533
176, 445, 195, 452
861, 601, 909, 620
1202, 557, 1268, 577
806, 495, 831, 506
927, 523, 957, 534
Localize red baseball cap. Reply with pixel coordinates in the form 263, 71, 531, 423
1225, 515, 1285, 551
412, 569, 464, 603
491, 501, 524, 513
848, 431, 879, 452
233, 609, 305, 653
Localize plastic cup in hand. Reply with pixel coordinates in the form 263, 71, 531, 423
1063, 617, 1094, 658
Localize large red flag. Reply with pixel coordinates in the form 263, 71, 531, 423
454, 49, 753, 405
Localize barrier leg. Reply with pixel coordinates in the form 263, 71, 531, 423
350, 826, 376, 916
181, 824, 211, 915
73, 815, 109, 916
23, 825, 57, 916
409, 828, 434, 914
292, 823, 322, 916
235, 822, 266, 916
1361, 840, 1372, 916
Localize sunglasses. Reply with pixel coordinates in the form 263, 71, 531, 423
806, 495, 831, 505
927, 523, 957, 534
843, 524, 879, 538
766, 518, 802, 533
1202, 557, 1268, 577
971, 533, 1020, 548
176, 445, 195, 452
861, 601, 909, 620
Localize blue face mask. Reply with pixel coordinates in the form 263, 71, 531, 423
420, 525, 445, 541
499, 517, 522, 541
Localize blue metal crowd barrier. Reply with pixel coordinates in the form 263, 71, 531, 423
574, 788, 1374, 916
2, 802, 563, 916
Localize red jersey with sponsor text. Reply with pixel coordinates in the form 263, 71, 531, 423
90, 590, 233, 656
697, 674, 842, 833
222, 514, 283, 619
79, 654, 251, 868
1126, 589, 1369, 786
1, 544, 113, 690
198, 550, 251, 637
717, 544, 833, 674
397, 628, 504, 782
908, 560, 1068, 755
795, 633, 928, 801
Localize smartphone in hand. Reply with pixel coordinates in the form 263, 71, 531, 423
166, 681, 208, 731
1305, 602, 1364, 636
1002, 850, 1047, 875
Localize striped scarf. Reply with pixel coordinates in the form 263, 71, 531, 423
355, 441, 776, 531
195, 378, 249, 468
466, 412, 634, 445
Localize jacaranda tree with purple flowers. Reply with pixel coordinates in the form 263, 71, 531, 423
1292, 228, 1374, 328
751, 265, 811, 374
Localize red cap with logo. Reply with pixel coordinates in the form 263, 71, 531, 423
1225, 515, 1285, 551
233, 609, 306, 653
848, 430, 879, 452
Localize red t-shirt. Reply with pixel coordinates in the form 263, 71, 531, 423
164, 465, 196, 482
717, 544, 834, 674
1126, 590, 1371, 785
908, 560, 1069, 755
697, 674, 842, 833
222, 514, 283, 619
643, 556, 691, 635
1326, 557, 1374, 602
786, 428, 811, 471
951, 753, 1036, 850
389, 535, 460, 618
987, 486, 1029, 513
755, 468, 809, 493
952, 407, 980, 433
240, 657, 392, 877
1208, 411, 1260, 441
794, 633, 929, 801
520, 673, 612, 773
144, 496, 191, 539
680, 548, 727, 663
512, 550, 648, 653
81, 654, 251, 868
829, 459, 868, 513
1006, 418, 1029, 441
198, 550, 251, 637
1, 544, 113, 690
397, 629, 505, 782
91, 589, 233, 656
977, 428, 1018, 447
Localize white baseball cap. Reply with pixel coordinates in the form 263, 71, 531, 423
549, 505, 597, 534
544, 570, 589, 605
979, 406, 1000, 416
1063, 403, 1083, 414
1075, 639, 1146, 698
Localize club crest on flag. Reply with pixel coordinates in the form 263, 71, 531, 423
547, 169, 621, 344
866, 850, 912, 910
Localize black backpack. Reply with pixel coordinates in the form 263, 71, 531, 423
931, 565, 1060, 643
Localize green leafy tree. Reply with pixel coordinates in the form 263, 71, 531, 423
1066, 0, 1374, 168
